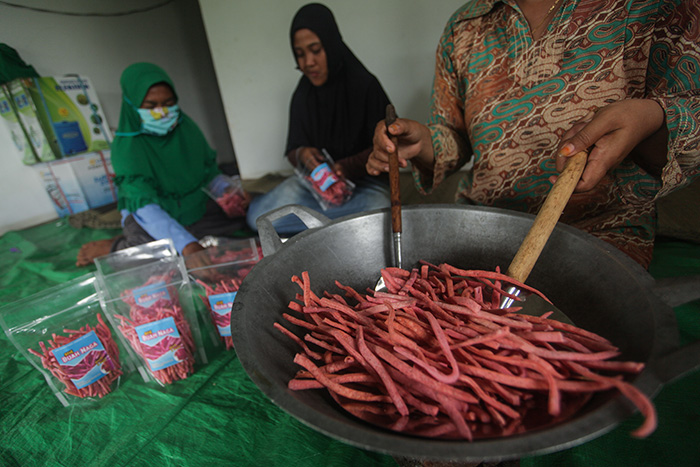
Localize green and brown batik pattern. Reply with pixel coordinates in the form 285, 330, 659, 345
416, 0, 700, 267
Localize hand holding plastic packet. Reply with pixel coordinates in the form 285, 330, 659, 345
202, 174, 250, 218
94, 239, 207, 386
295, 149, 355, 210
0, 274, 135, 407
187, 236, 262, 350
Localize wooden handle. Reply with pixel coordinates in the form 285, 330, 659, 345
506, 150, 588, 283
386, 105, 402, 234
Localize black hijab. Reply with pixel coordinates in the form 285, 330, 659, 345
286, 3, 390, 161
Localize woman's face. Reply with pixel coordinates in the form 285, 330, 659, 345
140, 83, 176, 109
293, 28, 328, 87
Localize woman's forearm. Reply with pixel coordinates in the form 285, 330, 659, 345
335, 147, 372, 180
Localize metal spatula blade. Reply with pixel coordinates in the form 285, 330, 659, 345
501, 286, 574, 324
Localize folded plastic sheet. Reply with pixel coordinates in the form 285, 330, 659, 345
0, 219, 698, 466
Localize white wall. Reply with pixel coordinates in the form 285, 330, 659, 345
0, 0, 234, 234
0, 0, 466, 234
199, 0, 466, 178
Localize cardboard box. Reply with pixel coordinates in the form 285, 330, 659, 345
22, 76, 113, 158
34, 150, 117, 217
34, 158, 89, 217
5, 79, 57, 163
0, 84, 38, 165
70, 151, 117, 209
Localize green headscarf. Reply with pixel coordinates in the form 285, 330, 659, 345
0, 43, 39, 85
112, 62, 219, 225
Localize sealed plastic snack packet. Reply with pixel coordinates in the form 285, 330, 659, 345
95, 239, 207, 386
202, 174, 250, 218
0, 274, 134, 407
188, 237, 261, 350
294, 148, 355, 210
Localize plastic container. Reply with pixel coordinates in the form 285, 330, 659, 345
202, 174, 249, 217
0, 274, 133, 406
188, 237, 262, 350
294, 149, 355, 210
94, 239, 207, 386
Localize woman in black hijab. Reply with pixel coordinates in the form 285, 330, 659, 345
246, 3, 392, 235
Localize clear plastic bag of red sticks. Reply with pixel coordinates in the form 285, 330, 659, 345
294, 149, 355, 211
202, 174, 250, 218
0, 274, 132, 407
94, 239, 208, 386
187, 237, 262, 351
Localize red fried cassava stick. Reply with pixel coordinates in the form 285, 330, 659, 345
277, 263, 655, 439
197, 278, 240, 349
27, 314, 122, 399
116, 275, 196, 385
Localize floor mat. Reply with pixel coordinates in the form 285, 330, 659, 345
67, 204, 121, 230
0, 221, 698, 467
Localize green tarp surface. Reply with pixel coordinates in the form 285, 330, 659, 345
1, 219, 698, 466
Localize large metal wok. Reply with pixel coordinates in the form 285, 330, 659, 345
232, 204, 700, 462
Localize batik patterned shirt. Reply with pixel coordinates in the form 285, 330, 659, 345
416, 0, 700, 267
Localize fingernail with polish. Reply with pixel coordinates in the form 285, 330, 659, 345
560, 143, 574, 157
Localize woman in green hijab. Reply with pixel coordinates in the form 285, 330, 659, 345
76, 62, 245, 265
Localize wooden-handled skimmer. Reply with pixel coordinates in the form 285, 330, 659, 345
500, 150, 588, 323
375, 104, 402, 292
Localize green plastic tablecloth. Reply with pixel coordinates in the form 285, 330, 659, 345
1, 219, 698, 467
